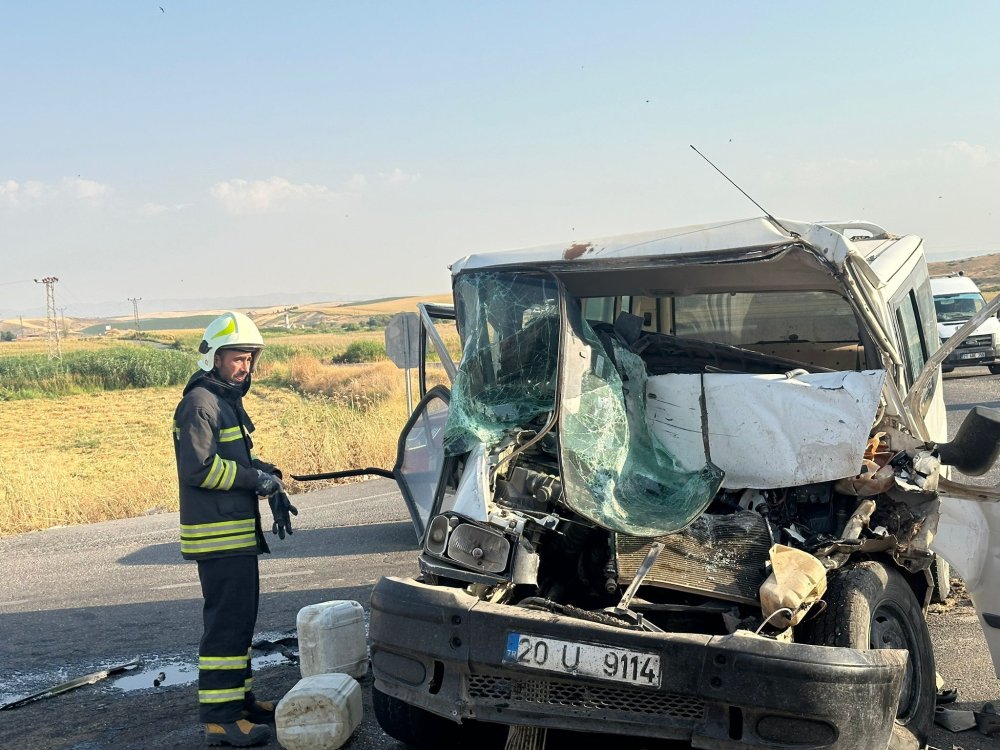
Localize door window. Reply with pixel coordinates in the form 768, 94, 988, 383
394, 386, 450, 541
894, 290, 929, 387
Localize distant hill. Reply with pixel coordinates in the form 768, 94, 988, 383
1, 294, 453, 337
928, 253, 1000, 291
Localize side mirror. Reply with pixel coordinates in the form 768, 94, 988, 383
936, 406, 1000, 476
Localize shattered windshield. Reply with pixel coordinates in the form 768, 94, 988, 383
443, 270, 724, 536
934, 293, 986, 323
444, 271, 559, 454
558, 303, 725, 537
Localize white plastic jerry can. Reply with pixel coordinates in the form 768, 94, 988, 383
296, 600, 368, 679
275, 673, 362, 750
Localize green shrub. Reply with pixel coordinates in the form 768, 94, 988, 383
0, 346, 195, 398
334, 340, 387, 363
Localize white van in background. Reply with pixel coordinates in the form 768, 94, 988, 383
931, 273, 1000, 373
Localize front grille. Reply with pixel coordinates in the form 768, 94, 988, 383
957, 334, 993, 348
616, 511, 772, 605
467, 674, 706, 720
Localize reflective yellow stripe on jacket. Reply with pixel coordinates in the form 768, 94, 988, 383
218, 426, 243, 443
180, 518, 257, 555
199, 454, 238, 491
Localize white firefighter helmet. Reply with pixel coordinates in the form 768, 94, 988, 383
197, 311, 265, 372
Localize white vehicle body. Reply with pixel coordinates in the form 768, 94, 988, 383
931, 274, 1000, 373
370, 217, 1000, 750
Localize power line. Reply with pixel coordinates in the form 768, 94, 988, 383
128, 297, 142, 337
34, 276, 61, 359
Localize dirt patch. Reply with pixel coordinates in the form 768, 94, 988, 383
928, 577, 973, 615
1, 662, 388, 750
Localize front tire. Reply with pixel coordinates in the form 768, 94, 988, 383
989, 364, 1000, 375
372, 686, 506, 749
796, 561, 935, 750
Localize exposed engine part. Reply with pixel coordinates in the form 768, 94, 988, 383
616, 511, 773, 605
826, 498, 876, 568
603, 531, 620, 594
788, 483, 834, 504
763, 486, 855, 539
495, 466, 563, 512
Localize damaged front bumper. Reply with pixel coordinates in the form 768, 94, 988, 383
370, 576, 906, 750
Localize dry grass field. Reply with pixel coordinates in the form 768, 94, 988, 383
0, 377, 411, 537
0, 336, 127, 358
0, 310, 457, 536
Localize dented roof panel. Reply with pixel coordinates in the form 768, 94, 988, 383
451, 217, 896, 278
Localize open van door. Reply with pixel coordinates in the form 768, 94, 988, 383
415, 302, 456, 397
393, 385, 451, 542
296, 304, 457, 542
909, 292, 1000, 676
384, 303, 456, 411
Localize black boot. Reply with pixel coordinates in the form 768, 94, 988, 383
204, 719, 272, 747
242, 699, 277, 723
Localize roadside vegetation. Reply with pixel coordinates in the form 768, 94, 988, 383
0, 329, 423, 537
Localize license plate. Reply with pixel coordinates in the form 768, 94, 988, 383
503, 632, 661, 688
959, 352, 986, 360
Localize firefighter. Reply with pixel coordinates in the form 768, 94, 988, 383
172, 311, 297, 747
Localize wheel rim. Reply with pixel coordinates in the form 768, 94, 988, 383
870, 601, 921, 722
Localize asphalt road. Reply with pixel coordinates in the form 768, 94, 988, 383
1, 369, 999, 749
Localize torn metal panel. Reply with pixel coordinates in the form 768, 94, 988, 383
616, 512, 772, 605
645, 370, 886, 489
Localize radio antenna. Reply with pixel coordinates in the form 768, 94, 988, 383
689, 145, 796, 237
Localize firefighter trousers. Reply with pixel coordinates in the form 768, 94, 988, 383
196, 555, 260, 723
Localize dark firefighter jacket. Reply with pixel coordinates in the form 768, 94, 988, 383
172, 370, 276, 560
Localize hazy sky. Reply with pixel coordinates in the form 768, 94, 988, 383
3, 2, 1000, 317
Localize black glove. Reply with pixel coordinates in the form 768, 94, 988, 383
268, 490, 299, 539
255, 469, 283, 497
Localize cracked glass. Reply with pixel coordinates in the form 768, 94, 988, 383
443, 270, 723, 537
444, 271, 559, 454
559, 303, 724, 537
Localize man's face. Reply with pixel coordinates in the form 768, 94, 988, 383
214, 349, 255, 385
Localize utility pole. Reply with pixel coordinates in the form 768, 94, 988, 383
19, 315, 24, 340
34, 276, 61, 359
58, 307, 67, 337
128, 297, 142, 338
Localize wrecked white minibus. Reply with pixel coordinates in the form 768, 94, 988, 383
352, 218, 1000, 750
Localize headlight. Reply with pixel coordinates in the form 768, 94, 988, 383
423, 514, 512, 574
